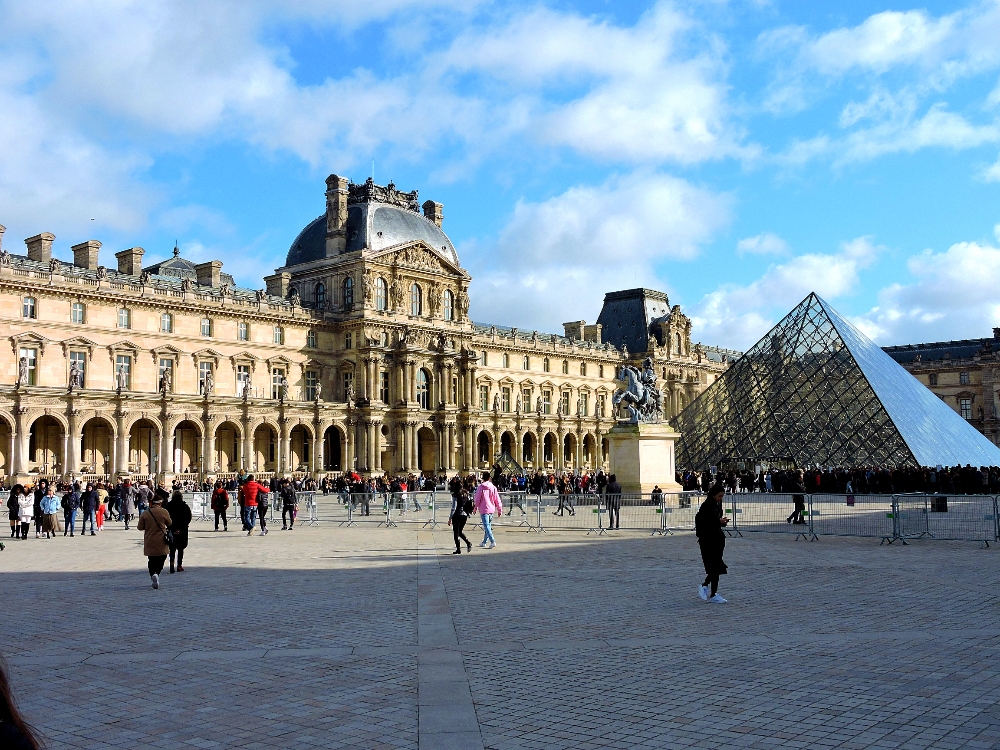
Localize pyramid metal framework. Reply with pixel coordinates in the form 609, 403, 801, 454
675, 293, 1000, 470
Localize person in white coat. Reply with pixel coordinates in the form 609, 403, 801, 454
17, 490, 33, 540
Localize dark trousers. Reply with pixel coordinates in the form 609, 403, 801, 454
452, 515, 471, 551
169, 545, 184, 570
703, 573, 720, 596
147, 555, 167, 577
258, 508, 268, 530
606, 503, 620, 529
282, 507, 295, 527
214, 509, 228, 530
556, 495, 575, 514
19, 522, 29, 539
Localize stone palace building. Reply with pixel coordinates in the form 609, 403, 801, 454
0, 176, 737, 486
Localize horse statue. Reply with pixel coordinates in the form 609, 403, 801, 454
613, 360, 663, 423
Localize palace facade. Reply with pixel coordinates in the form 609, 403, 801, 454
0, 176, 736, 485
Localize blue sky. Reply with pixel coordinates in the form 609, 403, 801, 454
2, 0, 1000, 350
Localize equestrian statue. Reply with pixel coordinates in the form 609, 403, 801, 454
613, 357, 663, 424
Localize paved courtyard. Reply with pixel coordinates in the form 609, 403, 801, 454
3, 519, 1000, 749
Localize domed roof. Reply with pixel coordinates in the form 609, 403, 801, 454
285, 202, 459, 269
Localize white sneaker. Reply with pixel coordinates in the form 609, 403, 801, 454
698, 585, 709, 601
709, 594, 727, 603
151, 574, 159, 590
259, 530, 266, 536
478, 541, 488, 547
488, 542, 496, 549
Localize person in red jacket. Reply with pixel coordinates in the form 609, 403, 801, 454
241, 475, 269, 537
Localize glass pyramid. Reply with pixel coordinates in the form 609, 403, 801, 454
676, 293, 1000, 470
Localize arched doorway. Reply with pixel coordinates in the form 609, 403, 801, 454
543, 433, 556, 466
129, 419, 159, 476
80, 417, 114, 475
173, 420, 201, 474
253, 423, 277, 473
477, 430, 492, 467
500, 431, 514, 456
323, 426, 342, 471
213, 420, 241, 473
417, 426, 437, 474
28, 416, 64, 476
289, 424, 312, 472
583, 434, 596, 467
522, 433, 535, 466
563, 433, 577, 468
0, 417, 11, 477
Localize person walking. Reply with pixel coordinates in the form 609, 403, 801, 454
120, 481, 137, 530
40, 486, 60, 539
32, 481, 46, 538
786, 471, 807, 525
696, 485, 730, 603
80, 483, 99, 536
554, 482, 576, 516
7, 486, 21, 539
279, 478, 297, 530
165, 490, 192, 573
240, 474, 268, 536
137, 488, 172, 589
211, 480, 229, 531
473, 471, 503, 549
16, 489, 32, 540
448, 488, 474, 554
61, 483, 81, 537
604, 473, 622, 530
256, 485, 270, 536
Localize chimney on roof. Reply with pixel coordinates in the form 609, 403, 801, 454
264, 272, 290, 298
71, 240, 102, 270
994, 327, 1000, 341
563, 321, 586, 341
422, 200, 444, 228
195, 260, 223, 288
25, 232, 55, 263
115, 246, 145, 275
325, 174, 349, 257
0, 224, 5, 252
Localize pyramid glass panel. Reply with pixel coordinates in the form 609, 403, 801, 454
676, 293, 1000, 470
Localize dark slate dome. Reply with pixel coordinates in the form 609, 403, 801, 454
285, 203, 459, 269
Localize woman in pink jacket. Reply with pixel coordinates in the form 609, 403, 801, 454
473, 471, 503, 549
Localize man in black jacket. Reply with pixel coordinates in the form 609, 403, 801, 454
604, 474, 622, 530
695, 485, 729, 603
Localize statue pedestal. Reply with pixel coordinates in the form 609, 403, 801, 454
607, 422, 683, 495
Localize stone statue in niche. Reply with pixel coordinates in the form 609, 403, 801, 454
69, 360, 84, 392
116, 362, 129, 392
16, 357, 28, 387
159, 366, 172, 394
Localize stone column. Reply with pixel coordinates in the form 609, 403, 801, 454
13, 407, 27, 476
281, 419, 291, 475
399, 424, 409, 471
463, 425, 473, 472
115, 410, 129, 474
595, 428, 604, 467
345, 419, 356, 471
160, 420, 173, 476
241, 419, 253, 472
409, 362, 417, 403
313, 425, 324, 474
557, 428, 565, 470
400, 361, 409, 405
205, 419, 216, 473
66, 408, 81, 476
373, 421, 382, 472
366, 421, 376, 472
575, 429, 583, 470
447, 424, 455, 471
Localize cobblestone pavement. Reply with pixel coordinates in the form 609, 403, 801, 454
2, 519, 1000, 749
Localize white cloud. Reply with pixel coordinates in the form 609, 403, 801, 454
980, 153, 1000, 181
463, 171, 732, 332
856, 239, 1000, 343
736, 232, 789, 256
689, 237, 882, 349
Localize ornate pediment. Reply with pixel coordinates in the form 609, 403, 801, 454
369, 241, 467, 278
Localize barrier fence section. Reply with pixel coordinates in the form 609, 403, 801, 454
894, 494, 997, 547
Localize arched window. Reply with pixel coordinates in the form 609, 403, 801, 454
443, 289, 454, 321
410, 283, 422, 316
376, 277, 387, 311
342, 277, 354, 310
675, 332, 682, 353
580, 362, 587, 376
561, 359, 569, 374
416, 368, 430, 409
522, 355, 530, 370
315, 282, 326, 307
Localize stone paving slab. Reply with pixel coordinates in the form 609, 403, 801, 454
1, 522, 999, 749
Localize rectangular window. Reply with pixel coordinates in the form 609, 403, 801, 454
71, 302, 85, 324
597, 394, 606, 418
238, 321, 248, 341
580, 362, 587, 376
118, 308, 131, 329
481, 351, 488, 366
272, 368, 285, 399
960, 398, 972, 419
273, 326, 284, 345
501, 386, 511, 412
158, 358, 173, 391
199, 361, 213, 393
69, 351, 86, 387
22, 298, 36, 319
479, 385, 490, 411
307, 330, 317, 348
928, 373, 938, 386
201, 318, 212, 337
342, 372, 354, 402
960, 371, 970, 385
560, 391, 570, 415
19, 348, 37, 386
542, 389, 551, 415
115, 355, 132, 390
452, 376, 458, 404
522, 388, 531, 410
599, 364, 604, 378
237, 364, 251, 394
580, 392, 589, 416
502, 353, 509, 368
160, 313, 172, 333
305, 371, 318, 401
380, 370, 391, 403
345, 332, 353, 350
